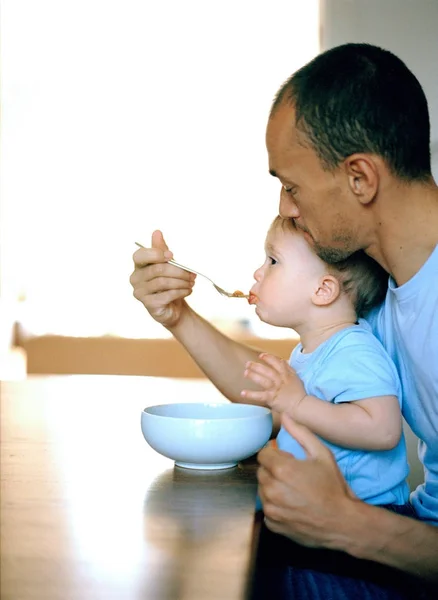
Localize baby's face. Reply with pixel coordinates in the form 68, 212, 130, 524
249, 225, 327, 328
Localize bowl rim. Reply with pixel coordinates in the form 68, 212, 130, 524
142, 402, 272, 420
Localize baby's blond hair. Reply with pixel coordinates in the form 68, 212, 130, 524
270, 216, 387, 318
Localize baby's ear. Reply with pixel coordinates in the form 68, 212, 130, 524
312, 275, 340, 307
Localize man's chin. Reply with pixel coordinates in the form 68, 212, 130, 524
313, 242, 354, 264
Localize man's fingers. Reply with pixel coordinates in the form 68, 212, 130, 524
263, 516, 284, 535
139, 287, 193, 308
152, 229, 172, 256
143, 276, 193, 295
132, 258, 194, 287
281, 413, 332, 460
133, 247, 169, 268
148, 262, 193, 282
257, 444, 295, 475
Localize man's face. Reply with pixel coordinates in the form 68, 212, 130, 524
266, 102, 362, 263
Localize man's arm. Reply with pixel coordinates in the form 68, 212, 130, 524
167, 304, 283, 432
341, 497, 438, 579
257, 414, 438, 581
169, 304, 264, 403
130, 231, 276, 410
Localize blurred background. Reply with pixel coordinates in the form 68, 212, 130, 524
1, 0, 437, 379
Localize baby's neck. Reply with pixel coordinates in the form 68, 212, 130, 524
297, 318, 357, 354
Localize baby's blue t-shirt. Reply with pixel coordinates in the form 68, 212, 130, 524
365, 245, 438, 524
277, 325, 410, 505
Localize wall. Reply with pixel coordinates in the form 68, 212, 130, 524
320, 0, 438, 176
19, 334, 298, 378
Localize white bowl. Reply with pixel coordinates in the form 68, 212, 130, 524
141, 402, 273, 470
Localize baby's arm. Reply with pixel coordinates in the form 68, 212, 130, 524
242, 352, 402, 451
292, 394, 402, 450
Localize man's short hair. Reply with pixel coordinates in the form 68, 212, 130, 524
272, 43, 431, 182
271, 216, 388, 318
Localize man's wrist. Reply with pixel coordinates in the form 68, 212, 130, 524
326, 497, 411, 562
167, 301, 192, 336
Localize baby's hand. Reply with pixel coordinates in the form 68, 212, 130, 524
241, 353, 307, 415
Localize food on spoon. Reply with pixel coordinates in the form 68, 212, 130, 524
231, 290, 246, 297
248, 293, 258, 305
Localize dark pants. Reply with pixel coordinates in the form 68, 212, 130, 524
248, 505, 437, 600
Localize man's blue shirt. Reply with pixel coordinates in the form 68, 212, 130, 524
365, 245, 438, 524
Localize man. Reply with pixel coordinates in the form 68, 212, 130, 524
130, 44, 438, 596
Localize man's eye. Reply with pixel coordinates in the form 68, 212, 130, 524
283, 185, 297, 196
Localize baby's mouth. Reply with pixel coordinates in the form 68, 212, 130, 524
248, 292, 258, 305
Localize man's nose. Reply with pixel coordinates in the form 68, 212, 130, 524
279, 189, 300, 218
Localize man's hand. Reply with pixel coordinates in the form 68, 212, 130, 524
241, 353, 307, 415
257, 413, 358, 549
130, 230, 196, 329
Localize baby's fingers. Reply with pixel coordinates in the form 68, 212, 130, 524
244, 361, 278, 385
240, 389, 273, 402
259, 353, 288, 373
245, 360, 277, 378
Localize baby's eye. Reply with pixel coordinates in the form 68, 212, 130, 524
269, 256, 277, 266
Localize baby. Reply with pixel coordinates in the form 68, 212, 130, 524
242, 216, 410, 509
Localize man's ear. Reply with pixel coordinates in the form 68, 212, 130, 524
312, 275, 340, 307
343, 154, 379, 205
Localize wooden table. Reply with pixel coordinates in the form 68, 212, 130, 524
1, 375, 261, 600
